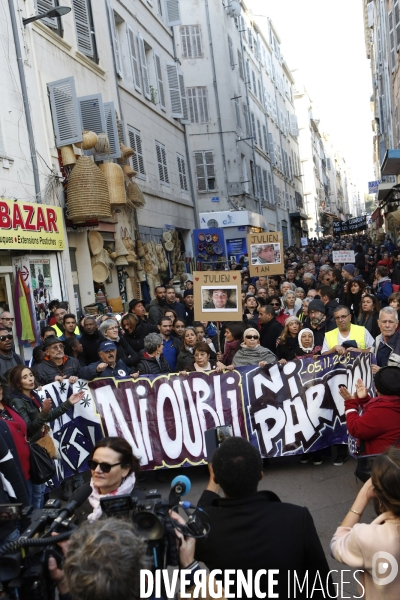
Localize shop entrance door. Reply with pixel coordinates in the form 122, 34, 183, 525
0, 268, 23, 358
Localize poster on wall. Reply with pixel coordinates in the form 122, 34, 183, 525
247, 231, 284, 276
193, 270, 242, 321
30, 259, 53, 329
226, 237, 247, 266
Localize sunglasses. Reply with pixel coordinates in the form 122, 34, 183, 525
246, 335, 259, 340
88, 459, 122, 473
0, 334, 13, 342
270, 302, 280, 306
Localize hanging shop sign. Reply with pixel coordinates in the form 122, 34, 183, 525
0, 199, 65, 250
247, 231, 284, 276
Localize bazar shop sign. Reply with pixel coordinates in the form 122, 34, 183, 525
39, 352, 374, 488
0, 199, 65, 250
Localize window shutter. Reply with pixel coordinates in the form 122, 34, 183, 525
257, 120, 262, 149
177, 154, 188, 191
268, 133, 275, 165
238, 49, 244, 80
35, 0, 58, 29
48, 77, 83, 147
289, 155, 293, 180
290, 114, 299, 137
252, 71, 257, 93
263, 170, 269, 202
96, 102, 121, 160
263, 125, 268, 151
258, 80, 262, 103
395, 0, 400, 49
108, 3, 123, 78
228, 35, 234, 68
166, 62, 183, 118
138, 34, 151, 99
204, 151, 216, 190
198, 88, 209, 122
235, 98, 241, 128
156, 141, 169, 184
165, 0, 181, 26
128, 126, 145, 177
195, 152, 206, 191
389, 11, 395, 71
154, 52, 166, 111
78, 94, 107, 138
256, 166, 263, 199
192, 26, 202, 57
243, 103, 250, 135
180, 26, 192, 58
127, 26, 141, 93
246, 61, 251, 88
178, 72, 189, 122
72, 0, 94, 58
250, 112, 256, 141
187, 88, 198, 123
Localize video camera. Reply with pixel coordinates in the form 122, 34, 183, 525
0, 483, 92, 600
100, 474, 210, 570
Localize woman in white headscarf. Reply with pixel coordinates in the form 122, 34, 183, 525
295, 328, 322, 359
232, 327, 277, 368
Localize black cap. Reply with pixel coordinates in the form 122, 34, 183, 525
308, 299, 325, 313
128, 299, 143, 311
42, 335, 62, 350
374, 367, 400, 396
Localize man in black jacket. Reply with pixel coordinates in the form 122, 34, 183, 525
165, 286, 186, 320
147, 286, 166, 325
319, 285, 339, 331
78, 341, 133, 381
33, 336, 80, 385
259, 305, 283, 353
0, 327, 22, 377
196, 437, 332, 599
79, 316, 104, 366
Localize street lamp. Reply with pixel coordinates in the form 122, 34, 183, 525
23, 6, 71, 27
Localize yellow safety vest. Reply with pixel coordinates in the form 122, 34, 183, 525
325, 324, 366, 349
51, 323, 80, 338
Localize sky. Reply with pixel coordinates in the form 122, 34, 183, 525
249, 0, 375, 196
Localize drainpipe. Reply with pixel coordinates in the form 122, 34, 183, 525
8, 0, 41, 199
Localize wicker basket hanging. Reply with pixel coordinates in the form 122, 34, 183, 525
88, 231, 104, 255
120, 143, 135, 160
127, 181, 145, 209
60, 145, 76, 166
67, 156, 111, 222
122, 164, 136, 178
99, 163, 126, 205
115, 255, 129, 266
114, 238, 129, 256
74, 130, 98, 150
136, 240, 145, 258
94, 133, 111, 155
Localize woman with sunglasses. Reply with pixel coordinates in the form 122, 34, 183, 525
232, 328, 277, 368
357, 294, 381, 338
87, 436, 140, 522
267, 295, 289, 326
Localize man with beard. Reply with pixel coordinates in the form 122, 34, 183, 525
259, 305, 284, 352
305, 299, 328, 347
147, 286, 166, 325
318, 285, 339, 331
79, 316, 105, 365
165, 286, 186, 319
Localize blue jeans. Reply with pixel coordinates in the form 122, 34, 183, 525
26, 479, 45, 508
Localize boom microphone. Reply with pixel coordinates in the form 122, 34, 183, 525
47, 483, 92, 533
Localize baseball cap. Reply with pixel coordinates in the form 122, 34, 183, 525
99, 341, 117, 352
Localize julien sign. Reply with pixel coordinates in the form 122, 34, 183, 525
40, 351, 374, 486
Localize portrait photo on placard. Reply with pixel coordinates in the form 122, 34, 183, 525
250, 243, 281, 265
201, 286, 238, 312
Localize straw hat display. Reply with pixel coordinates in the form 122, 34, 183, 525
114, 238, 129, 257
74, 130, 98, 150
67, 156, 111, 222
164, 240, 174, 252
99, 163, 126, 205
115, 255, 129, 266
119, 142, 135, 160
126, 180, 145, 209
92, 261, 109, 283
122, 164, 136, 178
88, 231, 104, 255
60, 145, 76, 166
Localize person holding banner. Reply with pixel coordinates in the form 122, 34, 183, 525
321, 306, 374, 356
276, 317, 301, 364
232, 328, 277, 368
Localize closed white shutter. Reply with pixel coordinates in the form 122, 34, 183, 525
252, 71, 257, 92
178, 72, 189, 122
78, 94, 106, 136
395, 0, 400, 48
166, 62, 183, 118
138, 34, 151, 99
235, 98, 241, 128
263, 125, 268, 150
96, 102, 121, 160
289, 155, 293, 180
35, 0, 58, 28
290, 114, 299, 137
258, 80, 262, 103
72, 0, 94, 58
48, 77, 82, 147
257, 120, 262, 149
128, 126, 145, 177
108, 3, 123, 78
246, 61, 251, 89
238, 49, 244, 80
180, 25, 202, 58
256, 166, 263, 200
389, 11, 395, 71
154, 52, 166, 111
180, 26, 192, 58
268, 133, 276, 165
198, 87, 209, 122
194, 151, 216, 191
187, 87, 209, 123
177, 154, 188, 191
228, 35, 234, 68
127, 26, 141, 92
263, 170, 269, 202
192, 26, 202, 57
243, 104, 250, 135
204, 151, 216, 190
251, 112, 256, 141
165, 0, 181, 26
187, 88, 198, 123
156, 141, 169, 184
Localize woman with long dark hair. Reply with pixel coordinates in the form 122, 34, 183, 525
345, 279, 366, 321
87, 436, 140, 521
357, 294, 380, 338
216, 322, 245, 368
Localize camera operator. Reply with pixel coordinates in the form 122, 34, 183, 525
195, 437, 332, 599
87, 436, 141, 521
48, 514, 219, 600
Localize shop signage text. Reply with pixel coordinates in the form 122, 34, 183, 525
0, 199, 65, 250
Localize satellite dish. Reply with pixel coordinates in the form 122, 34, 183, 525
230, 1, 241, 16
207, 219, 219, 228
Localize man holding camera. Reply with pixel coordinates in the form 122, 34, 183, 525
196, 437, 332, 599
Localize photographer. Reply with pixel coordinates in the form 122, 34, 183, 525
195, 436, 332, 599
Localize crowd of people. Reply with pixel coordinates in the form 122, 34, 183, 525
2, 233, 400, 598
